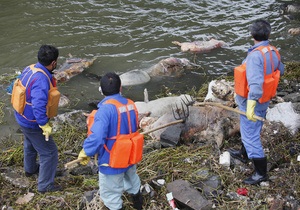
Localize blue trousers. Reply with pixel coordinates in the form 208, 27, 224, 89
99, 165, 141, 210
239, 109, 266, 159
20, 126, 58, 191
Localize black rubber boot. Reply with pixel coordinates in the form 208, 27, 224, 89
131, 191, 143, 210
243, 157, 268, 185
228, 145, 249, 163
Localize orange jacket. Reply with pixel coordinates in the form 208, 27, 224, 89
86, 98, 143, 169
234, 45, 281, 103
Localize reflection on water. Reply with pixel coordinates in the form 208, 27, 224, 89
0, 0, 299, 135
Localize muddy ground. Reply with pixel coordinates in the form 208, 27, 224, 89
0, 62, 300, 210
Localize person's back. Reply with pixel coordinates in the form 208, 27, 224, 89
229, 19, 285, 185
79, 72, 143, 209
12, 45, 62, 193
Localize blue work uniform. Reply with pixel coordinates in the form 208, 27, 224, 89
14, 62, 58, 192
83, 93, 141, 210
235, 40, 284, 159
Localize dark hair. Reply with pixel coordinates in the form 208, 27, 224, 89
249, 19, 271, 41
100, 72, 121, 96
37, 45, 59, 66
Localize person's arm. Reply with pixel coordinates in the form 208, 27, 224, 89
246, 52, 264, 101
278, 61, 284, 76
83, 106, 110, 156
245, 52, 264, 122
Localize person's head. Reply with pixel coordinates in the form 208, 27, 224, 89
249, 19, 271, 41
37, 45, 59, 71
100, 72, 121, 96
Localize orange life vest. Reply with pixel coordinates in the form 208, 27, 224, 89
11, 64, 60, 119
87, 110, 97, 136
87, 98, 144, 168
234, 45, 281, 103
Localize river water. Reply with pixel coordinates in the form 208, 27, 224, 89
0, 0, 299, 138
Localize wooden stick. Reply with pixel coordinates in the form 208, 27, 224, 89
64, 119, 185, 169
141, 119, 184, 135
194, 102, 265, 122
45, 133, 49, 141
64, 158, 83, 168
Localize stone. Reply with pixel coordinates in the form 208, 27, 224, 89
283, 92, 300, 103
166, 179, 212, 210
197, 175, 222, 197
160, 124, 183, 147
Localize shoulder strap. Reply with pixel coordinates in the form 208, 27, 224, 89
104, 99, 133, 136
253, 45, 281, 74
104, 98, 138, 139
29, 64, 53, 88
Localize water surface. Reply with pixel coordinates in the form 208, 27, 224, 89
0, 0, 299, 137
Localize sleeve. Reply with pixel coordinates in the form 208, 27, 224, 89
246, 52, 264, 101
83, 106, 110, 157
31, 74, 50, 126
278, 61, 285, 76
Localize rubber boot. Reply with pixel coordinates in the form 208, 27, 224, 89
131, 191, 143, 210
228, 144, 249, 163
243, 157, 268, 185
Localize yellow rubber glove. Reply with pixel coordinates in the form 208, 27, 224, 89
78, 149, 90, 166
246, 100, 257, 122
39, 123, 52, 140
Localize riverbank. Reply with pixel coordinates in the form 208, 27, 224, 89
0, 62, 300, 209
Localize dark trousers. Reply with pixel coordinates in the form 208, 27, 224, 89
21, 126, 58, 191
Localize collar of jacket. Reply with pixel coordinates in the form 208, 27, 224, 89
34, 62, 53, 80
248, 40, 270, 54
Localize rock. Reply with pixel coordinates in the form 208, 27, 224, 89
160, 124, 183, 147
267, 197, 285, 210
195, 174, 222, 197
83, 190, 99, 203
283, 92, 300, 103
166, 179, 212, 210
292, 102, 300, 113
145, 112, 185, 140
15, 192, 34, 205
0, 167, 30, 189
69, 165, 94, 176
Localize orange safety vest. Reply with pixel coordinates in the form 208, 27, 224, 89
87, 110, 97, 136
234, 45, 281, 103
87, 98, 144, 168
11, 64, 60, 119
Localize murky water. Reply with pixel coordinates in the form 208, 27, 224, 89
0, 0, 299, 137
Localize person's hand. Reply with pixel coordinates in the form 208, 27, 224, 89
78, 149, 90, 165
39, 123, 52, 140
246, 100, 257, 122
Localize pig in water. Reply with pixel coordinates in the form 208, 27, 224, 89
288, 27, 300, 35
54, 55, 96, 82
172, 38, 226, 53
120, 57, 199, 86
146, 57, 199, 77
